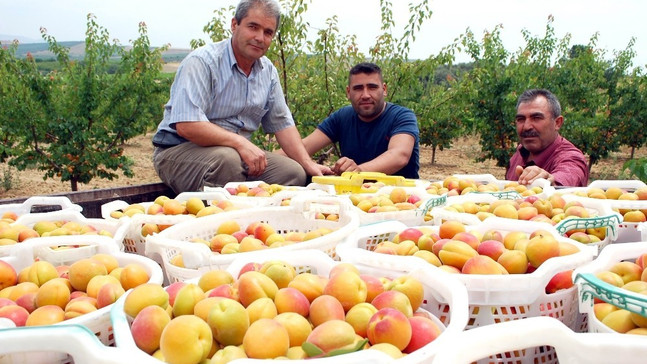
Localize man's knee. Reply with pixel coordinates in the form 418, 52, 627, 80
265, 155, 307, 186
217, 147, 244, 167
202, 147, 246, 187
153, 149, 178, 190
155, 144, 246, 192
285, 164, 307, 186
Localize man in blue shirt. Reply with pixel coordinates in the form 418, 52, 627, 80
297, 62, 420, 178
152, 0, 332, 193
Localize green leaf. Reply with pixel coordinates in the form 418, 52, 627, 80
301, 338, 369, 358
325, 338, 369, 357
301, 341, 324, 357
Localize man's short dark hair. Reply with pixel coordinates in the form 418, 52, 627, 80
349, 62, 383, 84
516, 89, 562, 119
235, 0, 281, 30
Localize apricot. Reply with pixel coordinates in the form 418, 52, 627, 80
242, 318, 289, 359
438, 220, 466, 240
68, 258, 108, 292
119, 263, 150, 291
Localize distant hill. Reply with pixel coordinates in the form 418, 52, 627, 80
1, 41, 84, 58
0, 34, 40, 43
1, 40, 190, 63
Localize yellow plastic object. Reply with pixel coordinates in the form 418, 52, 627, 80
312, 172, 416, 194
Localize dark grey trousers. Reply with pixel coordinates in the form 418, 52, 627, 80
153, 143, 307, 193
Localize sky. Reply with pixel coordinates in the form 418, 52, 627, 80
1, 0, 646, 67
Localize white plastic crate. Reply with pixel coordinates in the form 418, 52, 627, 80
617, 220, 647, 244
100, 190, 247, 221
554, 194, 621, 250
428, 193, 503, 225
450, 174, 555, 198
0, 196, 82, 216
558, 180, 647, 243
588, 179, 647, 189
429, 193, 620, 254
413, 178, 432, 189
347, 185, 445, 226
0, 324, 159, 364
145, 195, 360, 283
558, 179, 647, 196
339, 216, 596, 307
336, 216, 597, 364
0, 237, 163, 364
0, 210, 128, 260
311, 171, 419, 195
429, 192, 619, 226
110, 284, 393, 364
207, 181, 333, 207
111, 249, 469, 364
315, 177, 430, 192
574, 241, 647, 333
302, 182, 339, 195
431, 316, 647, 364
541, 194, 620, 257
584, 308, 615, 333
101, 190, 256, 256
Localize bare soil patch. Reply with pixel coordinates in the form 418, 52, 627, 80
0, 133, 645, 200
162, 62, 181, 73
0, 132, 161, 199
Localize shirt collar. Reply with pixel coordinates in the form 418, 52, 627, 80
226, 39, 264, 75
519, 135, 563, 166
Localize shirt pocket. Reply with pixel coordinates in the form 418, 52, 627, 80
246, 104, 268, 120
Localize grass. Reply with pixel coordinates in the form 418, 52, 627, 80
1, 166, 18, 192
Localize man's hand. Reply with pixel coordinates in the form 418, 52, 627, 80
176, 121, 268, 176
332, 157, 361, 175
515, 165, 554, 185
237, 140, 267, 176
303, 160, 334, 177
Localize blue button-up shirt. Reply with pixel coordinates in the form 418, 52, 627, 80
152, 38, 294, 147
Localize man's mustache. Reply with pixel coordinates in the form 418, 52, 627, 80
520, 130, 540, 138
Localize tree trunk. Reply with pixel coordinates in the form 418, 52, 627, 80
70, 178, 78, 192
588, 157, 595, 173
631, 146, 635, 159
431, 145, 437, 164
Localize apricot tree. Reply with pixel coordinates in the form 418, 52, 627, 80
0, 14, 167, 191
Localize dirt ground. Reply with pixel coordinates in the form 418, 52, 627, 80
0, 132, 645, 200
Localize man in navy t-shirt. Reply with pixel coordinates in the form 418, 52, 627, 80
298, 62, 420, 178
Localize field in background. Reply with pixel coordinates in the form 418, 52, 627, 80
3, 41, 190, 68
1, 133, 644, 200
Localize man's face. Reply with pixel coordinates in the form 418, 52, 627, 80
230, 6, 276, 65
346, 72, 387, 122
515, 96, 563, 154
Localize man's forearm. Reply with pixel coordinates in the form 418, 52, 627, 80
549, 164, 588, 187
275, 127, 315, 166
358, 149, 409, 175
177, 121, 247, 149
